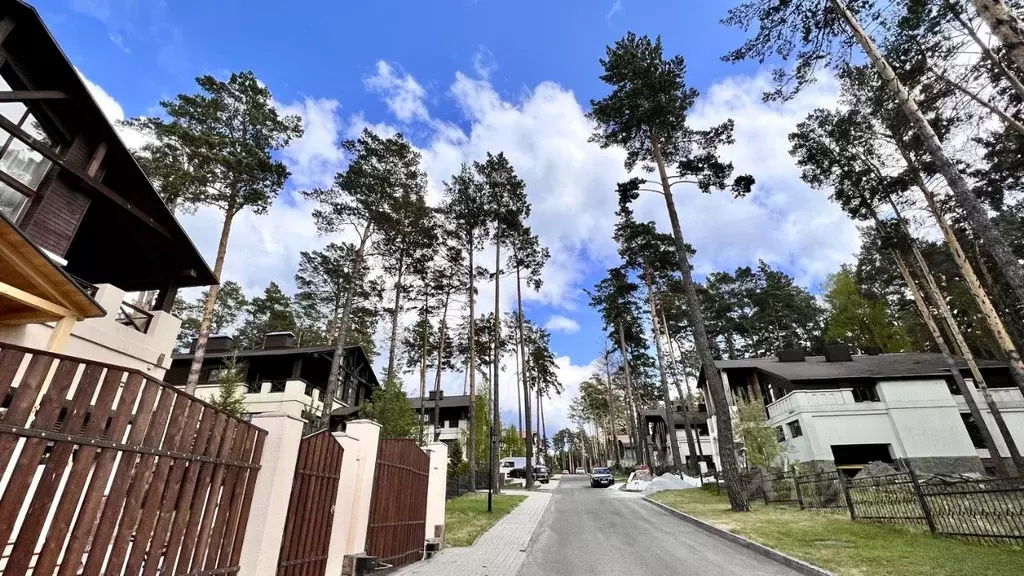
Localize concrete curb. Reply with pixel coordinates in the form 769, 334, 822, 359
642, 497, 834, 576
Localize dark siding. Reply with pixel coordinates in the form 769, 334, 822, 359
19, 133, 95, 256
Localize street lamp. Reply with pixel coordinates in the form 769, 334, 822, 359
487, 425, 498, 512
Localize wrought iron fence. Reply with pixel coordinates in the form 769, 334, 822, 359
446, 470, 491, 500
794, 471, 848, 513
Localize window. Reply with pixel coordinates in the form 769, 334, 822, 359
269, 380, 286, 393
787, 420, 803, 438
246, 381, 262, 394
0, 77, 57, 222
776, 426, 786, 443
448, 419, 459, 429
960, 413, 987, 449
206, 368, 224, 382
851, 384, 880, 403
945, 376, 963, 396
304, 381, 314, 397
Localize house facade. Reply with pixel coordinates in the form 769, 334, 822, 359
165, 332, 380, 425
699, 345, 1024, 476
644, 407, 716, 472
411, 392, 471, 454
0, 0, 215, 375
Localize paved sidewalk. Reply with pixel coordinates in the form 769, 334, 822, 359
392, 491, 552, 576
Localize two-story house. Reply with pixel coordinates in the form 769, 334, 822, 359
698, 344, 1024, 476
165, 332, 380, 425
0, 0, 215, 375
409, 391, 472, 454
644, 406, 715, 472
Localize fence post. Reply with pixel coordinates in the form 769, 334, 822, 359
907, 467, 937, 534
793, 474, 804, 510
841, 475, 856, 521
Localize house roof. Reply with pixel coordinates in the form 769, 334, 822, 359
171, 344, 379, 387
0, 212, 104, 322
409, 394, 473, 410
700, 353, 1006, 385
641, 408, 709, 426
2, 0, 216, 290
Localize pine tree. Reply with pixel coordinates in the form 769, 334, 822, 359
359, 378, 419, 439
210, 354, 247, 418
235, 282, 297, 350
128, 72, 302, 394
172, 280, 247, 352
590, 33, 752, 510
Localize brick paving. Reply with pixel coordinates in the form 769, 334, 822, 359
392, 490, 552, 576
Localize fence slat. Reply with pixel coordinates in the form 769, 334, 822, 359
224, 430, 266, 568
179, 419, 239, 574
366, 439, 430, 569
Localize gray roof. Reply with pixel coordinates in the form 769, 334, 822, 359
710, 353, 1006, 382
409, 394, 473, 410
641, 409, 708, 426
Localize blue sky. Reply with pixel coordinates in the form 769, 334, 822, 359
35, 0, 860, 434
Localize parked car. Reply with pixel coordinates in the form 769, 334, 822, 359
534, 466, 550, 484
590, 467, 614, 488
575, 467, 586, 474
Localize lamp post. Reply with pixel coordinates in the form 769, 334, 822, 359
487, 425, 496, 512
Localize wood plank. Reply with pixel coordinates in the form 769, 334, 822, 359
177, 420, 238, 574
36, 369, 130, 576
277, 434, 308, 574
0, 90, 69, 101
163, 413, 228, 573
0, 279, 76, 318
0, 17, 14, 46
3, 363, 104, 575
86, 142, 107, 178
204, 426, 255, 571
294, 433, 329, 574
141, 405, 214, 576
75, 377, 161, 575
0, 354, 56, 478
227, 429, 267, 567
195, 422, 249, 572
0, 346, 27, 398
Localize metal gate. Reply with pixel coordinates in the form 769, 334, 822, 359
0, 343, 265, 576
365, 438, 430, 569
276, 430, 343, 576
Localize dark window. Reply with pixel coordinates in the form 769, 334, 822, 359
246, 381, 262, 394
787, 420, 803, 438
960, 413, 987, 449
945, 376, 963, 395
0, 75, 58, 222
304, 381, 314, 397
851, 385, 880, 403
207, 368, 224, 383
776, 426, 786, 443
448, 419, 459, 429
270, 380, 286, 393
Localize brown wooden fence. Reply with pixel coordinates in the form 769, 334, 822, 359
277, 430, 343, 576
365, 438, 430, 569
0, 343, 265, 575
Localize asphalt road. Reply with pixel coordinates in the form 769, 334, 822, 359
517, 475, 804, 576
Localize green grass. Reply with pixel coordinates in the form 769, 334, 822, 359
650, 489, 1023, 576
445, 493, 527, 547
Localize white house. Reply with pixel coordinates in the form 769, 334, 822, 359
411, 392, 472, 455
697, 345, 1024, 476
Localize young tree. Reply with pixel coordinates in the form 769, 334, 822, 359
234, 282, 297, 350
210, 354, 247, 418
128, 72, 302, 394
500, 425, 527, 458
303, 130, 423, 430
723, 0, 1024, 313
736, 399, 784, 471
476, 152, 530, 490
590, 34, 753, 510
358, 379, 419, 439
172, 280, 248, 352
442, 164, 490, 489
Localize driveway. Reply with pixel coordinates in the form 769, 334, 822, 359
518, 475, 804, 576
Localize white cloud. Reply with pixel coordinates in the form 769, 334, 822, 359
75, 68, 150, 151
277, 97, 346, 189
473, 46, 497, 80
364, 61, 430, 123
606, 0, 622, 19
545, 315, 580, 334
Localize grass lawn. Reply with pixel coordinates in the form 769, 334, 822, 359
445, 493, 527, 547
650, 489, 1023, 576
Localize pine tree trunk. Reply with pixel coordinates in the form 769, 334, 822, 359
892, 252, 1013, 477
617, 321, 644, 465
973, 0, 1024, 73
643, 264, 685, 473
385, 255, 405, 383
516, 263, 534, 488
832, 0, 1024, 309
651, 134, 747, 511
660, 305, 699, 473
418, 290, 429, 446
492, 227, 502, 493
515, 346, 523, 432
903, 231, 1024, 473
603, 346, 622, 469
185, 209, 236, 395
467, 238, 477, 490
316, 223, 371, 431
432, 288, 451, 442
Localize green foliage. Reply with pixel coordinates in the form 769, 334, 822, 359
736, 399, 783, 470
499, 425, 526, 458
823, 266, 912, 353
462, 392, 492, 466
358, 379, 419, 439
210, 355, 247, 418
173, 280, 247, 352
234, 282, 297, 350
448, 438, 467, 478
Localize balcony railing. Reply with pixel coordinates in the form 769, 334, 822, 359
114, 301, 153, 333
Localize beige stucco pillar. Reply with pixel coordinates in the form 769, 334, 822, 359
342, 419, 382, 559
238, 413, 304, 576
325, 430, 363, 575
424, 442, 449, 542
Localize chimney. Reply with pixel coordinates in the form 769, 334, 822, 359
263, 331, 295, 350
776, 349, 805, 363
824, 343, 853, 362
204, 335, 234, 353
862, 345, 882, 356
428, 390, 444, 401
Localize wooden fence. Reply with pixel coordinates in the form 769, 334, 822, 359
277, 430, 343, 576
365, 439, 429, 569
0, 343, 265, 575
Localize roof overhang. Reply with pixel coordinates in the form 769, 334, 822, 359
0, 214, 103, 324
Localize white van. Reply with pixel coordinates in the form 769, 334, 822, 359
500, 457, 526, 477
